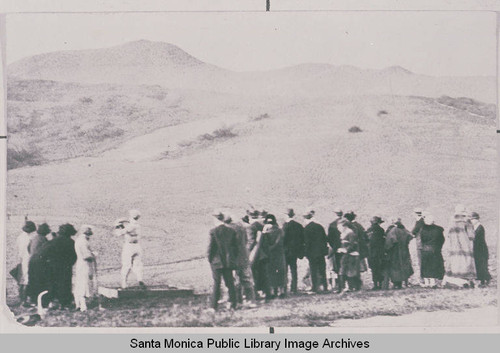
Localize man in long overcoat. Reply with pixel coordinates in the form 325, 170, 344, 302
385, 219, 414, 289
225, 214, 256, 306
208, 211, 239, 310
34, 224, 78, 308
419, 214, 445, 287
27, 223, 51, 304
367, 216, 386, 290
282, 209, 305, 293
327, 208, 343, 292
470, 212, 491, 287
261, 214, 287, 297
303, 209, 328, 292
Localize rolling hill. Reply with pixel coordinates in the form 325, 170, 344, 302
5, 40, 497, 297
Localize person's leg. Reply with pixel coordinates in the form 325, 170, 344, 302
221, 268, 237, 309
289, 257, 298, 293
318, 256, 328, 291
309, 257, 319, 292
121, 246, 133, 288
239, 266, 255, 302
132, 247, 145, 286
211, 269, 222, 310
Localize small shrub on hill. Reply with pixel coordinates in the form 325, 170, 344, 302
377, 110, 388, 116
7, 147, 45, 169
79, 97, 93, 104
348, 126, 363, 133
250, 113, 271, 121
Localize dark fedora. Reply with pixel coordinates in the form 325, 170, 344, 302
286, 208, 295, 218
264, 214, 277, 225
23, 221, 36, 233
37, 223, 51, 236
344, 211, 357, 222
470, 212, 480, 220
370, 216, 384, 224
247, 209, 260, 219
58, 223, 77, 237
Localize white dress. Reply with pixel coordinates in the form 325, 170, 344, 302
73, 235, 96, 306
16, 231, 31, 285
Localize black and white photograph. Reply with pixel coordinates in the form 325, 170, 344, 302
1, 8, 498, 328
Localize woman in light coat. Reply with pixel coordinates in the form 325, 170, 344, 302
73, 225, 97, 311
16, 220, 37, 305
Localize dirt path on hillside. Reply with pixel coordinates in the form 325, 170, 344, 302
331, 306, 498, 327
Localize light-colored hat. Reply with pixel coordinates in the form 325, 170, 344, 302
423, 214, 434, 224
129, 209, 141, 219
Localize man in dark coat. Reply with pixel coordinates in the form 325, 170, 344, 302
419, 214, 445, 287
26, 223, 51, 304
31, 223, 78, 308
247, 210, 271, 300
303, 209, 328, 292
225, 214, 256, 307
327, 208, 343, 292
385, 219, 413, 289
470, 212, 491, 287
208, 211, 239, 310
367, 216, 386, 290
344, 211, 368, 291
282, 208, 305, 293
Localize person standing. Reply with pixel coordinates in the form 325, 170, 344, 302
208, 211, 238, 310
411, 208, 425, 284
419, 214, 445, 288
470, 212, 491, 287
73, 225, 97, 311
336, 219, 360, 293
42, 223, 78, 308
442, 205, 476, 288
114, 210, 146, 289
344, 211, 368, 291
282, 209, 305, 293
16, 220, 37, 305
225, 214, 256, 307
303, 209, 328, 293
366, 216, 386, 290
385, 218, 414, 289
261, 214, 287, 298
247, 210, 270, 300
27, 223, 51, 304
327, 208, 343, 292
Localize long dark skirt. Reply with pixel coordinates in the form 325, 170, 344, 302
420, 250, 444, 279
474, 254, 491, 282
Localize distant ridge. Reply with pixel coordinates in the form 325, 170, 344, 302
7, 40, 496, 102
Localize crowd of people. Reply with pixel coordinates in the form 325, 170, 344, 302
13, 210, 144, 312
11, 204, 492, 314
207, 204, 492, 311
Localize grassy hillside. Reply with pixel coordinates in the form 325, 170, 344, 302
6, 93, 497, 300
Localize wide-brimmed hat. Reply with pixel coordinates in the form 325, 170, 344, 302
470, 212, 480, 220
23, 221, 36, 233
247, 209, 260, 219
264, 214, 277, 225
223, 214, 233, 224
37, 223, 51, 236
454, 204, 467, 216
303, 208, 315, 219
241, 215, 250, 224
260, 209, 269, 218
370, 216, 384, 224
58, 223, 77, 237
344, 211, 357, 222
286, 208, 295, 218
212, 210, 225, 222
333, 208, 343, 216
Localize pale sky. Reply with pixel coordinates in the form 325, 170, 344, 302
6, 11, 497, 76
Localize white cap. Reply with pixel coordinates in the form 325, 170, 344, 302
454, 204, 466, 215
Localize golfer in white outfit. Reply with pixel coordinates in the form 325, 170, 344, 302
114, 210, 146, 289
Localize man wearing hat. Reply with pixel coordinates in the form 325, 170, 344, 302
27, 223, 51, 304
366, 216, 386, 290
224, 214, 257, 307
247, 209, 268, 299
282, 209, 305, 293
74, 225, 97, 311
344, 211, 368, 291
327, 208, 343, 292
208, 211, 239, 310
16, 219, 37, 305
303, 208, 328, 293
470, 212, 491, 287
115, 210, 146, 289
411, 207, 425, 284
